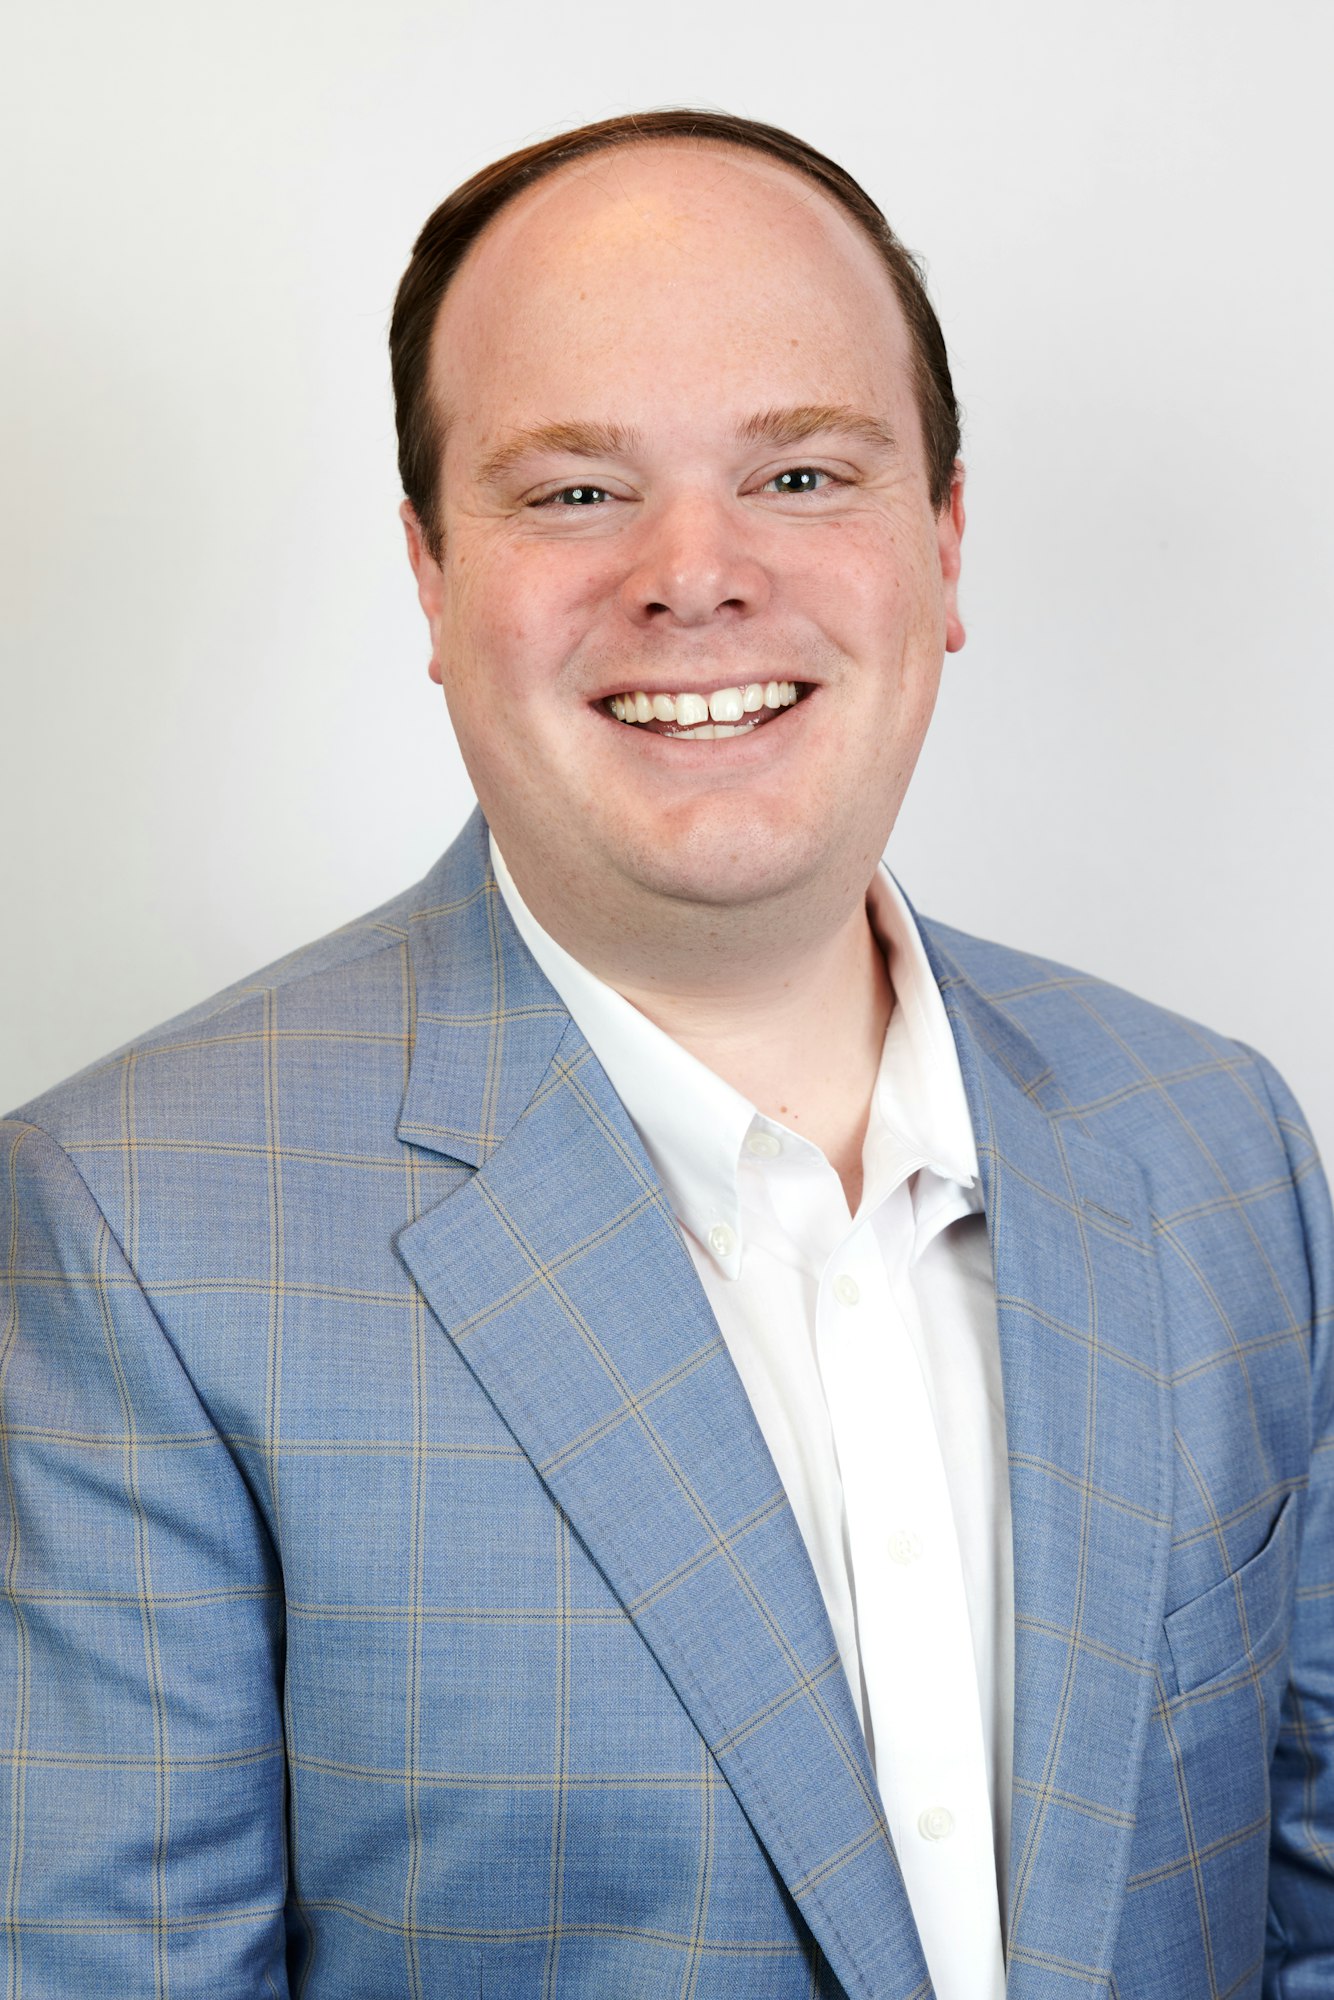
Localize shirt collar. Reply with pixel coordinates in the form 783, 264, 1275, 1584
489, 833, 978, 1275
863, 865, 980, 1196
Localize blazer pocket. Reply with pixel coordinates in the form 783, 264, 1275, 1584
1164, 1491, 1298, 1698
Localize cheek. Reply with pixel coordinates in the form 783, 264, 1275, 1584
799, 517, 938, 625
441, 543, 603, 700
438, 581, 535, 713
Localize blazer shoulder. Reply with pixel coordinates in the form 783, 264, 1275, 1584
919, 911, 1250, 1081
5, 851, 456, 1160
913, 910, 1325, 1199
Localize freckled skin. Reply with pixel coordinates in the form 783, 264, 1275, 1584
402, 142, 965, 1187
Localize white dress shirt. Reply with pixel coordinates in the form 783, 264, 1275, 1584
490, 835, 1012, 2000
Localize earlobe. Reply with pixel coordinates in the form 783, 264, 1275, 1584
399, 500, 447, 685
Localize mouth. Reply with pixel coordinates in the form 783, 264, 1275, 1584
600, 679, 807, 741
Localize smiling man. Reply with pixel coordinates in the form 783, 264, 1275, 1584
3, 111, 1332, 2000
398, 134, 964, 1215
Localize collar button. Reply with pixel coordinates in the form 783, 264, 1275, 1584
744, 1130, 782, 1159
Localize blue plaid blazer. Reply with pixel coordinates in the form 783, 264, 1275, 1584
3, 806, 1332, 1999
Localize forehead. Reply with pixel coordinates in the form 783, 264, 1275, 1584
429, 142, 916, 436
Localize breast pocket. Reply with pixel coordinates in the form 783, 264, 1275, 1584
1164, 1490, 1299, 1698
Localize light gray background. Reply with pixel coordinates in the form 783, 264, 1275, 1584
4, 0, 1331, 1148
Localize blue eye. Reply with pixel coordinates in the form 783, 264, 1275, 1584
548, 485, 609, 506
768, 468, 828, 494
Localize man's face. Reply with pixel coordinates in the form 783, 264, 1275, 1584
404, 143, 964, 947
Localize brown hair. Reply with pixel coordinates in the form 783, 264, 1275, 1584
390, 109, 961, 558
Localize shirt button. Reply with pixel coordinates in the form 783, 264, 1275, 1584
832, 1273, 860, 1306
708, 1223, 736, 1259
888, 1530, 923, 1566
744, 1130, 782, 1159
917, 1806, 954, 1842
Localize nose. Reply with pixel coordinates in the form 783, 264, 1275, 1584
617, 494, 771, 628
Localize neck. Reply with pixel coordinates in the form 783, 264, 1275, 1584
504, 848, 894, 1214
620, 906, 892, 1212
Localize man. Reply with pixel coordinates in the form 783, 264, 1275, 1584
2, 110, 1329, 2000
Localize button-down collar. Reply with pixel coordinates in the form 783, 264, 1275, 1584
489, 833, 979, 1274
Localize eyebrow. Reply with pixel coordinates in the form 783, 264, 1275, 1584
474, 420, 641, 488
472, 403, 899, 488
735, 404, 900, 456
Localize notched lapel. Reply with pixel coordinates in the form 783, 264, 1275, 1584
395, 828, 569, 1167
921, 923, 1175, 1999
395, 818, 930, 2000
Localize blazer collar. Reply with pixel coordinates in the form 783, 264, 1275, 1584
395, 810, 570, 1167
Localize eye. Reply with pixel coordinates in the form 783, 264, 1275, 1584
763, 467, 836, 496
533, 484, 613, 507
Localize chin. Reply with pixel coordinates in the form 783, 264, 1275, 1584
613, 813, 835, 911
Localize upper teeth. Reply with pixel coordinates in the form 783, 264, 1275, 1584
608, 682, 798, 726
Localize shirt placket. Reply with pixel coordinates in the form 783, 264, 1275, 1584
814, 1181, 1006, 2000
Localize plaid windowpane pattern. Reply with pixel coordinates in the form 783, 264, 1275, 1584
2, 807, 1330, 1998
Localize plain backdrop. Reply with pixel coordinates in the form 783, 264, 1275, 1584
4, 0, 1331, 1151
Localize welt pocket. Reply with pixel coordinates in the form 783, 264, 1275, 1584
1164, 1491, 1298, 1697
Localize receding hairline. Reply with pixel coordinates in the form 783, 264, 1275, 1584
435, 130, 896, 323
423, 133, 916, 480
391, 110, 962, 553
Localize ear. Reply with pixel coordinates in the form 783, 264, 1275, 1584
937, 461, 966, 655
400, 500, 446, 686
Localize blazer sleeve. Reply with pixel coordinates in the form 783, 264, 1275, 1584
1244, 1057, 1334, 1990
0, 1118, 290, 1997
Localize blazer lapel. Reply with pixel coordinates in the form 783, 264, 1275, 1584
918, 915, 1175, 1998
394, 815, 932, 2000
